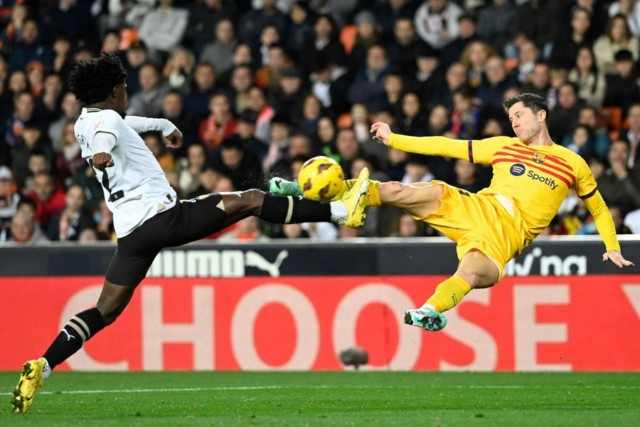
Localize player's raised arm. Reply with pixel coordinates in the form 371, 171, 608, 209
124, 116, 183, 148
370, 122, 471, 160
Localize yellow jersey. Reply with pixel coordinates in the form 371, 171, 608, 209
389, 134, 620, 252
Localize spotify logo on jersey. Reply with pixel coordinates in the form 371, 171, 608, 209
510, 164, 526, 176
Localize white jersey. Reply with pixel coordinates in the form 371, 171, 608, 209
75, 108, 178, 237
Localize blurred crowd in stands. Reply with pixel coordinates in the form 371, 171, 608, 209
1, 0, 640, 245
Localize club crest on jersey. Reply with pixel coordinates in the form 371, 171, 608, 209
532, 152, 545, 164
93, 120, 103, 131
510, 163, 526, 176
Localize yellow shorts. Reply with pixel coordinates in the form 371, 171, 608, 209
414, 182, 530, 283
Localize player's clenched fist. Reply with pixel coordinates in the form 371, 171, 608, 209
165, 128, 183, 149
370, 122, 391, 145
93, 152, 114, 170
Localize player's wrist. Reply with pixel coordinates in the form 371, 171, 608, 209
160, 119, 177, 137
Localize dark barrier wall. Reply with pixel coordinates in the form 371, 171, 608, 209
0, 236, 638, 278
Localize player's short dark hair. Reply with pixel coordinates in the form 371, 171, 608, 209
503, 93, 549, 123
69, 52, 127, 106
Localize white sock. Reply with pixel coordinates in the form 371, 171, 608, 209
421, 304, 437, 312
41, 358, 51, 381
329, 201, 348, 223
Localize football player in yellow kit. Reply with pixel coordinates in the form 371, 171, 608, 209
271, 93, 635, 331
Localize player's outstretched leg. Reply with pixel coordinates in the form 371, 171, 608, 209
405, 251, 500, 332
12, 281, 134, 413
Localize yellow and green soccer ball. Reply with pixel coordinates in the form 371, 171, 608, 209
297, 156, 344, 201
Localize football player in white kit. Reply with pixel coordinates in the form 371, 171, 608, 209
11, 53, 371, 413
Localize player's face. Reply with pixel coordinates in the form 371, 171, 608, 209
509, 102, 543, 142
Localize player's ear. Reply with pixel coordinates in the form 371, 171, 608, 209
538, 109, 546, 123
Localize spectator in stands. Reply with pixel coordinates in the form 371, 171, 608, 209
218, 215, 270, 242
138, 0, 189, 60
298, 95, 324, 138
348, 45, 393, 112
335, 128, 361, 178
160, 91, 195, 152
48, 92, 81, 151
562, 106, 611, 156
441, 13, 477, 67
185, 0, 236, 56
56, 121, 86, 188
568, 47, 606, 108
200, 18, 238, 78
24, 172, 65, 227
238, 0, 286, 48
187, 167, 218, 199
460, 40, 496, 89
549, 82, 583, 141
235, 109, 267, 163
268, 66, 306, 117
230, 65, 254, 113
35, 72, 63, 125
6, 211, 49, 245
93, 199, 115, 241
565, 124, 596, 158
177, 143, 207, 197
308, 55, 350, 116
5, 92, 36, 154
285, 2, 314, 57
510, 39, 540, 84
127, 64, 165, 117
521, 61, 551, 99
0, 166, 21, 242
212, 135, 262, 190
199, 92, 237, 151
299, 14, 347, 75
349, 10, 383, 73
623, 103, 640, 168
376, 0, 422, 37
269, 132, 313, 177
390, 213, 426, 237
593, 14, 638, 74
262, 113, 291, 172
477, 55, 517, 112
51, 35, 74, 83
396, 91, 428, 137
0, 3, 28, 54
429, 62, 468, 110
164, 48, 195, 95
515, 0, 557, 59
255, 43, 291, 91
12, 121, 53, 191
477, 0, 516, 55
78, 227, 99, 244
280, 223, 310, 239
47, 184, 94, 242
9, 19, 52, 71
385, 146, 409, 182
609, 0, 640, 37
123, 41, 148, 96
43, 0, 94, 43
315, 116, 338, 159
258, 25, 281, 66
604, 49, 640, 114
26, 61, 45, 100
414, 0, 463, 49
550, 7, 593, 71
598, 139, 640, 215
247, 85, 275, 143
185, 63, 217, 123
403, 154, 434, 184
143, 132, 175, 172
410, 45, 444, 103
450, 88, 479, 139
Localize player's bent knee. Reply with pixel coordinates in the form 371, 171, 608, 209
380, 181, 405, 200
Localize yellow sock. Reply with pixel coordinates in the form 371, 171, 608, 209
425, 276, 472, 313
332, 180, 380, 206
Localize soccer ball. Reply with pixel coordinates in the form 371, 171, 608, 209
297, 156, 344, 201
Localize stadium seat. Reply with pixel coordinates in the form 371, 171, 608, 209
598, 107, 623, 141
340, 25, 357, 54
119, 28, 139, 50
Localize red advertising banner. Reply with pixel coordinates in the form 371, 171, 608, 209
0, 276, 639, 372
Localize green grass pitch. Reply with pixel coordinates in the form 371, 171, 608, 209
1, 372, 639, 426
